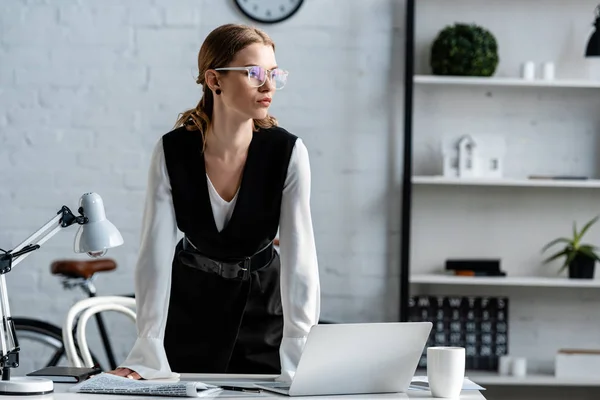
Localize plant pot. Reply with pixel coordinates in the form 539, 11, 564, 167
569, 254, 596, 279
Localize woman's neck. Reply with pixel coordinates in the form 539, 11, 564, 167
205, 108, 253, 160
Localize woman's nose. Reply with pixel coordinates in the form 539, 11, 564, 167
260, 75, 275, 92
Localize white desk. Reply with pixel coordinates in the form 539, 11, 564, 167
7, 374, 487, 400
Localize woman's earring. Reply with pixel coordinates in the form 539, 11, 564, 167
215, 89, 221, 95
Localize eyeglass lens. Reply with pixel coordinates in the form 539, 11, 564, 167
248, 66, 287, 89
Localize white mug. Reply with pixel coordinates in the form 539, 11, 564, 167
427, 347, 465, 398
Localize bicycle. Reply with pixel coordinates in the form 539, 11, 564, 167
14, 258, 132, 373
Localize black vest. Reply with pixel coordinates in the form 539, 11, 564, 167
162, 125, 297, 260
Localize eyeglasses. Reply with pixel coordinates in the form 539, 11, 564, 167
214, 66, 288, 90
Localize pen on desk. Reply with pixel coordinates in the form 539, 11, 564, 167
220, 385, 262, 393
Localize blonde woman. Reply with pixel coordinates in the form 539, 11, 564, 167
110, 24, 320, 382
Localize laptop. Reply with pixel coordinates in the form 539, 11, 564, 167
254, 322, 432, 397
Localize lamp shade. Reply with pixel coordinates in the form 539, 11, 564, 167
74, 192, 124, 257
586, 6, 600, 57
586, 29, 600, 57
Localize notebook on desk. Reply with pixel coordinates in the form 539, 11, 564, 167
254, 322, 432, 397
26, 366, 102, 383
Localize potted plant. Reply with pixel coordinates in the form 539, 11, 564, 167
542, 216, 600, 279
430, 23, 499, 77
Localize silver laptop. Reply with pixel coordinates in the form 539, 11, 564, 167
254, 322, 432, 397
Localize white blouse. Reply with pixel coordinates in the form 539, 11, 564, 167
120, 135, 321, 383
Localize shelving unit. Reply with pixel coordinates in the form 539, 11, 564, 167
411, 274, 600, 288
414, 75, 600, 89
412, 176, 600, 188
400, 1, 600, 392
415, 370, 600, 387
467, 372, 600, 387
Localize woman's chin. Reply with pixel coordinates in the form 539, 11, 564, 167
250, 109, 270, 120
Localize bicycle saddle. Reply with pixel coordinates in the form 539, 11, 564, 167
50, 259, 117, 279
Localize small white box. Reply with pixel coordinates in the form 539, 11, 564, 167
555, 349, 600, 379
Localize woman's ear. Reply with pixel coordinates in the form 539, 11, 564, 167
205, 70, 221, 93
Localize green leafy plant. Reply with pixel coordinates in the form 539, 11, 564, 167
542, 216, 600, 273
430, 23, 499, 77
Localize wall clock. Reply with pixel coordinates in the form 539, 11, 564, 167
234, 0, 304, 24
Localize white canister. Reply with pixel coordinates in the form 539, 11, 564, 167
512, 357, 527, 377
542, 62, 555, 80
498, 355, 512, 376
522, 61, 535, 80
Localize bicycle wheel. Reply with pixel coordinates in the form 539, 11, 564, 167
13, 318, 103, 374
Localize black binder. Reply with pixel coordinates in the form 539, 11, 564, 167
26, 366, 102, 383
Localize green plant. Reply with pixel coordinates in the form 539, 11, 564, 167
430, 23, 499, 77
542, 215, 600, 273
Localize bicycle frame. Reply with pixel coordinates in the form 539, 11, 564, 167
80, 280, 117, 370
61, 276, 134, 370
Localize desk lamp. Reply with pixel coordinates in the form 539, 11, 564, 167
586, 4, 600, 57
0, 192, 123, 395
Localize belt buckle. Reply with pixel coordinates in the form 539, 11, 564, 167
239, 257, 251, 280
215, 261, 224, 277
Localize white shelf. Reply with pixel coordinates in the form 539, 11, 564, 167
411, 274, 600, 288
414, 75, 600, 89
416, 369, 600, 387
467, 371, 600, 387
412, 176, 600, 189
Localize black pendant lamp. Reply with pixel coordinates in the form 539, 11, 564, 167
586, 5, 600, 57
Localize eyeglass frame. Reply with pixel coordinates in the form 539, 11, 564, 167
213, 66, 288, 90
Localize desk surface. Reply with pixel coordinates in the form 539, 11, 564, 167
5, 374, 487, 400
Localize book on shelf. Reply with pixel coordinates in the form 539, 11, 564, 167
445, 259, 506, 277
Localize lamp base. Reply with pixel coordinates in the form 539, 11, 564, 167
0, 377, 54, 395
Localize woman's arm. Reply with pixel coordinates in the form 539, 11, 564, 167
118, 138, 180, 380
277, 138, 321, 382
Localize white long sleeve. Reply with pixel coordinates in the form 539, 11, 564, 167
120, 138, 180, 380
120, 136, 320, 381
277, 139, 321, 382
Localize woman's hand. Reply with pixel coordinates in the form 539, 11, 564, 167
107, 367, 142, 380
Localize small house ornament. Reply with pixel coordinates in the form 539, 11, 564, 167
442, 134, 505, 178
457, 135, 477, 178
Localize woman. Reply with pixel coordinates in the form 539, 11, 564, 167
110, 23, 320, 382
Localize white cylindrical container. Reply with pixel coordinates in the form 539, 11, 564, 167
522, 61, 535, 80
512, 357, 527, 378
498, 355, 512, 376
542, 62, 555, 80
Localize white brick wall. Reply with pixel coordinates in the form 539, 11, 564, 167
1, 0, 406, 374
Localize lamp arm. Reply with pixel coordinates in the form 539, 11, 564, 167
7, 215, 62, 271
1, 206, 87, 273
0, 205, 87, 378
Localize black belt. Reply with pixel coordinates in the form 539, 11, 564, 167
181, 237, 274, 280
